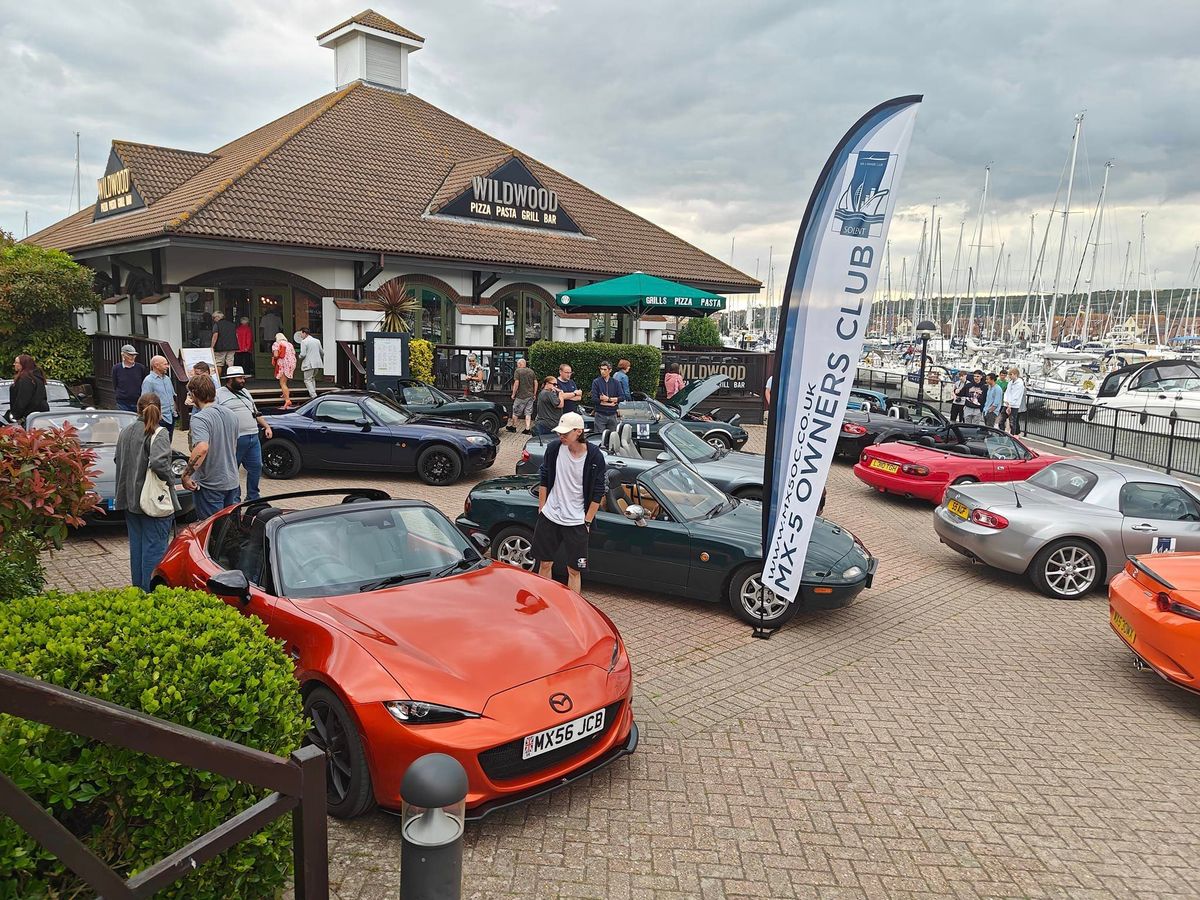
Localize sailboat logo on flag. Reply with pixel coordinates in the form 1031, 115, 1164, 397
832, 151, 893, 237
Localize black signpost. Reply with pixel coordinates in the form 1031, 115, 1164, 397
365, 332, 411, 397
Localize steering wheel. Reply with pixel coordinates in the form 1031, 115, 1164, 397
917, 414, 940, 426
305, 554, 358, 581
992, 447, 1017, 461
1161, 498, 1188, 520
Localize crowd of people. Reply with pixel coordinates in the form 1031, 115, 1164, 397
948, 367, 1027, 435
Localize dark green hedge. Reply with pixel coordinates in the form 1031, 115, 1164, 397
528, 340, 663, 395
0, 587, 305, 898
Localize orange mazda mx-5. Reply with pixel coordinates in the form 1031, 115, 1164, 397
1109, 554, 1200, 695
153, 488, 637, 819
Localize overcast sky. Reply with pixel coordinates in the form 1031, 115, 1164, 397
2, 0, 1198, 299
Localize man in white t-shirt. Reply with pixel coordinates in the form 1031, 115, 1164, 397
530, 412, 606, 595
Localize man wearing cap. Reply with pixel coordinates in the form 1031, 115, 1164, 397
216, 366, 273, 501
111, 345, 147, 412
532, 411, 606, 596
141, 355, 178, 438
210, 311, 239, 379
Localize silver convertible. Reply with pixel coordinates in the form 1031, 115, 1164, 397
519, 420, 768, 500
933, 459, 1200, 600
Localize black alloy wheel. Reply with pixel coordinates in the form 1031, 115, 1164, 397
303, 686, 375, 818
478, 412, 501, 435
417, 445, 463, 486
261, 439, 302, 479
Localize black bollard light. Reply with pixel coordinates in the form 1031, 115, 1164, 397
400, 753, 468, 900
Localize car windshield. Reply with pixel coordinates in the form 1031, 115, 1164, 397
1027, 463, 1098, 501
362, 396, 411, 426
643, 464, 728, 521
661, 422, 721, 462
29, 411, 133, 445
275, 505, 476, 598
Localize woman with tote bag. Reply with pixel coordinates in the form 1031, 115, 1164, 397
115, 393, 181, 591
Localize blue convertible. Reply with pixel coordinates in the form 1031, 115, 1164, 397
260, 391, 498, 486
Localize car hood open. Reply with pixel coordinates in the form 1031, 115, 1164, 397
299, 564, 618, 712
667, 374, 728, 416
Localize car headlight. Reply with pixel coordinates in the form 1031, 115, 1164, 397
384, 700, 480, 725
465, 435, 491, 445
841, 565, 864, 580
608, 638, 621, 672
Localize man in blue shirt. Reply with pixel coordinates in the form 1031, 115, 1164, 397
591, 361, 622, 435
141, 355, 178, 438
614, 358, 632, 401
556, 363, 582, 414
982, 372, 1004, 428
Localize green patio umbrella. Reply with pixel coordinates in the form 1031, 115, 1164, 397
555, 272, 727, 316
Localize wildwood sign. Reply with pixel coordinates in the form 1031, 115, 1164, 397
438, 156, 581, 233
663, 350, 772, 397
93, 149, 145, 220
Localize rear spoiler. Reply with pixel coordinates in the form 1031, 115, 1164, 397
1125, 555, 1176, 590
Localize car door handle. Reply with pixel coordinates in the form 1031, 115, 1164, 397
609, 460, 624, 467
1131, 523, 1158, 532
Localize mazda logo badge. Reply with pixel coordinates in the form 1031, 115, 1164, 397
548, 692, 573, 713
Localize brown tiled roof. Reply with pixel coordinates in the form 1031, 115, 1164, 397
426, 152, 513, 214
112, 142, 217, 204
316, 9, 424, 43
29, 83, 758, 293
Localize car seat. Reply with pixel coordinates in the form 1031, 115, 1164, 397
605, 468, 631, 514
615, 423, 639, 459
92, 416, 122, 443
917, 435, 936, 447
237, 507, 283, 586
603, 429, 620, 454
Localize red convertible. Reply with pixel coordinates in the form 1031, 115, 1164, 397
853, 425, 1062, 503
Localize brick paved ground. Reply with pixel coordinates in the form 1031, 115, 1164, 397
42, 427, 1200, 899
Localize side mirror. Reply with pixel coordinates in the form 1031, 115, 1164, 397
655, 451, 671, 463
354, 417, 372, 429
207, 570, 250, 605
470, 532, 491, 552
624, 504, 647, 526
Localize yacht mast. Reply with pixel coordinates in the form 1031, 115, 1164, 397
966, 166, 990, 345
1080, 161, 1111, 343
1047, 112, 1085, 343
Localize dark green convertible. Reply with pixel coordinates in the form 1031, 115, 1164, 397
455, 461, 876, 629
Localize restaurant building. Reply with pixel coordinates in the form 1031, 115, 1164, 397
29, 9, 758, 386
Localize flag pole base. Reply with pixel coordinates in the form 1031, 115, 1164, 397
750, 625, 777, 640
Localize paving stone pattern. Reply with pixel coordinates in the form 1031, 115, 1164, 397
42, 427, 1200, 899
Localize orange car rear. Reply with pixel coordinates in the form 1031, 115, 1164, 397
1109, 554, 1200, 694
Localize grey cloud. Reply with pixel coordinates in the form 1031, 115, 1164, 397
1, 0, 1197, 283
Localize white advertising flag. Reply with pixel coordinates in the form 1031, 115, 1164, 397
763, 96, 922, 604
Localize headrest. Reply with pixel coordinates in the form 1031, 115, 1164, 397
619, 422, 633, 442
605, 468, 624, 489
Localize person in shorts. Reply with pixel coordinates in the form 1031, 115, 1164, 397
508, 358, 537, 434
531, 412, 606, 596
210, 311, 240, 379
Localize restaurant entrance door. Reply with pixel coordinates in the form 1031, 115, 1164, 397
253, 289, 293, 378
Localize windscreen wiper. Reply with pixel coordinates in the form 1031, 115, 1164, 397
358, 571, 431, 592
431, 557, 477, 580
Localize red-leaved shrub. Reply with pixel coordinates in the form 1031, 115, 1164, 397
0, 423, 99, 549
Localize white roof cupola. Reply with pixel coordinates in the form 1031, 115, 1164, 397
317, 9, 424, 93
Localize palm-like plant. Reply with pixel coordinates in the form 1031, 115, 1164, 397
375, 280, 419, 332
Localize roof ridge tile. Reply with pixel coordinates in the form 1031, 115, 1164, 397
165, 83, 362, 232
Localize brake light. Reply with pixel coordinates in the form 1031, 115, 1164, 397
860, 451, 870, 464
1158, 592, 1200, 619
901, 463, 929, 476
970, 509, 1009, 529
463, 496, 471, 516
841, 422, 868, 436
521, 449, 530, 463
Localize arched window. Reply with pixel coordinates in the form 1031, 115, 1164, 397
493, 288, 552, 347
403, 286, 454, 344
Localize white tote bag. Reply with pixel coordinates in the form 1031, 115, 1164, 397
139, 427, 176, 517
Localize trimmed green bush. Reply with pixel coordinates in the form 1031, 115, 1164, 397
676, 316, 722, 348
0, 587, 306, 898
528, 340, 663, 395
0, 531, 45, 601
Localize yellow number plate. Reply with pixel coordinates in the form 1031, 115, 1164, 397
1111, 609, 1136, 646
869, 459, 899, 475
946, 499, 970, 519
